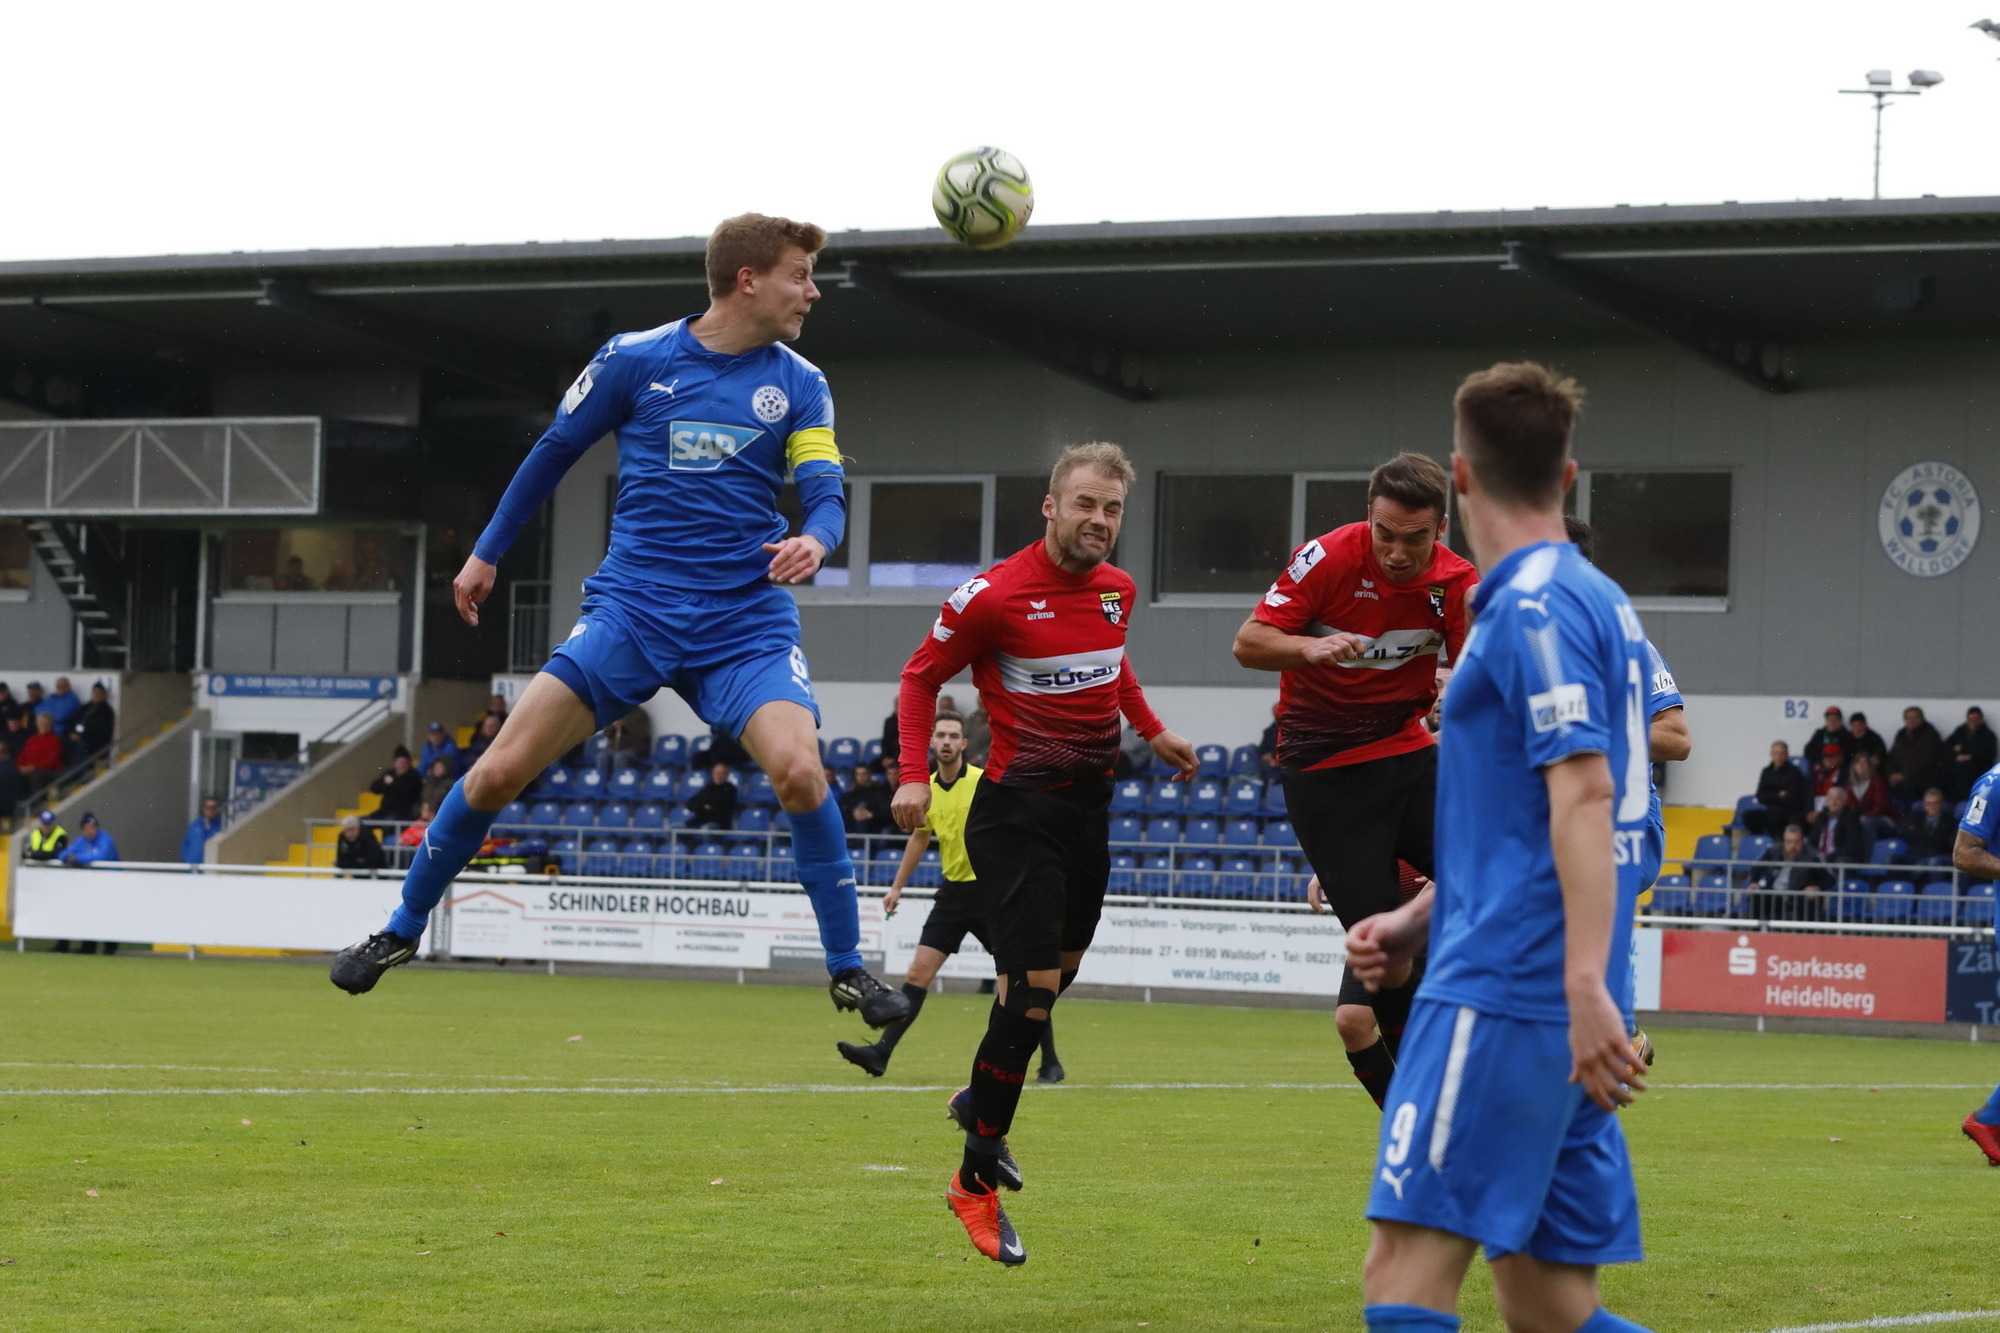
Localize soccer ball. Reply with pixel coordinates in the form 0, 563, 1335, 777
931, 147, 1034, 249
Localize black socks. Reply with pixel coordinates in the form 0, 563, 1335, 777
1346, 1038, 1397, 1109
958, 1002, 1045, 1189
1372, 980, 1418, 1062
874, 982, 929, 1054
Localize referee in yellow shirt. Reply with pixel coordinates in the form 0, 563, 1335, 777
838, 710, 1063, 1081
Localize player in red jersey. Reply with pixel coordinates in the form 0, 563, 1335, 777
894, 441, 1198, 1265
1231, 452, 1477, 1108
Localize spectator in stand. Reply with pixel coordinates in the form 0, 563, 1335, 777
18, 712, 64, 791
369, 746, 423, 822
882, 756, 901, 791
1845, 753, 1894, 823
1946, 707, 1998, 800
1805, 706, 1852, 772
275, 555, 315, 590
5, 711, 27, 757
605, 706, 652, 773
476, 692, 509, 729
421, 757, 456, 815
879, 697, 901, 766
1808, 785, 1870, 865
1258, 701, 1281, 772
335, 814, 387, 872
0, 681, 21, 726
1745, 824, 1831, 922
22, 681, 45, 719
180, 795, 224, 865
686, 762, 739, 831
465, 714, 502, 769
66, 682, 114, 764
0, 737, 24, 818
38, 676, 81, 731
1749, 740, 1811, 835
25, 809, 66, 862
841, 762, 893, 838
1887, 706, 1945, 806
59, 812, 120, 867
1902, 787, 1958, 861
401, 802, 435, 849
418, 722, 461, 777
1810, 743, 1847, 804
1846, 712, 1887, 769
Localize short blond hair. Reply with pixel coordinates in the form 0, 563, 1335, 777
1049, 441, 1136, 498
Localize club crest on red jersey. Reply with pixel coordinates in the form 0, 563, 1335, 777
1427, 584, 1446, 618
1098, 590, 1124, 625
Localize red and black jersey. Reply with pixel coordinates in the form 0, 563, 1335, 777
1253, 522, 1477, 771
899, 541, 1164, 792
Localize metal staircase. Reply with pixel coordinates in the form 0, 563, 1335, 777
22, 518, 128, 666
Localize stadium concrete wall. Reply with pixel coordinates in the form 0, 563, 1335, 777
533, 336, 2000, 701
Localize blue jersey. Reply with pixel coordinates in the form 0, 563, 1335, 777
474, 318, 845, 593
1641, 639, 1682, 855
1960, 764, 2000, 845
1425, 541, 1653, 1025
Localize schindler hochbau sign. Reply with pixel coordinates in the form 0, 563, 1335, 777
1879, 461, 1981, 578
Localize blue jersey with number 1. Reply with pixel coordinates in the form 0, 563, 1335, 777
1425, 541, 1653, 1024
473, 317, 844, 594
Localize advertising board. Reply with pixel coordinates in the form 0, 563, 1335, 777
1658, 929, 1946, 1022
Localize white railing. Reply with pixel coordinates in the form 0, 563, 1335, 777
0, 418, 321, 516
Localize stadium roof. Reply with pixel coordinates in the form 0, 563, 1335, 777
5, 195, 1998, 411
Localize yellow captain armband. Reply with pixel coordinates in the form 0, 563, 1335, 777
786, 427, 842, 468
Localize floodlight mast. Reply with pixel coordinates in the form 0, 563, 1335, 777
1839, 69, 1943, 199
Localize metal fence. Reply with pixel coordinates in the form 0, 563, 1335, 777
0, 418, 321, 515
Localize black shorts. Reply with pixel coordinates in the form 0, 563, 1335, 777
1280, 746, 1436, 1008
961, 779, 1112, 974
917, 879, 994, 958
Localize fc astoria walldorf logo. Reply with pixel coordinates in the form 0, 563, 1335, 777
1879, 462, 1980, 578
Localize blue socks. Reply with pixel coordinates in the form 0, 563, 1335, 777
386, 784, 499, 940
1977, 1083, 2000, 1127
1364, 1306, 1459, 1333
1578, 1311, 1652, 1333
787, 793, 862, 975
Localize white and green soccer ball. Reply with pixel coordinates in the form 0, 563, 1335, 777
931, 146, 1034, 249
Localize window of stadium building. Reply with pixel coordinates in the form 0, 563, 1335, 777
867, 480, 985, 587
0, 519, 32, 597
1577, 471, 1732, 602
1155, 474, 1304, 599
218, 528, 412, 593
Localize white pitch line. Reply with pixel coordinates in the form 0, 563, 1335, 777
1762, 1310, 2000, 1333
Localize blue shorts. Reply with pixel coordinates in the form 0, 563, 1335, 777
1365, 998, 1642, 1266
543, 581, 820, 736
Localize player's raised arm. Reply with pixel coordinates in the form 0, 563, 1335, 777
1231, 542, 1370, 669
456, 343, 638, 626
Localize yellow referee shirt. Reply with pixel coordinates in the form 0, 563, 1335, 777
925, 763, 983, 884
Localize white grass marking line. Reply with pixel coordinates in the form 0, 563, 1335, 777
862, 1164, 909, 1171
0, 1079, 1989, 1098
1761, 1310, 2000, 1333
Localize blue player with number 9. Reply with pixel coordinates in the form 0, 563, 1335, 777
327, 213, 910, 1032
1342, 363, 1655, 1333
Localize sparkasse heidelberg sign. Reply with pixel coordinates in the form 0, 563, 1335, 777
1659, 930, 1945, 1023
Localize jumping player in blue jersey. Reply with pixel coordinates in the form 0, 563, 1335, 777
1343, 362, 1654, 1333
329, 214, 910, 1029
1953, 763, 2000, 1164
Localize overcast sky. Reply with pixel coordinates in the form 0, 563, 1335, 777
6, 1, 1997, 263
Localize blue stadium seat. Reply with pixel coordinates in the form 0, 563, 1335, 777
688, 734, 715, 767
1111, 780, 1147, 814
1692, 874, 1732, 916
1916, 881, 1957, 924
1185, 780, 1224, 815
770, 839, 795, 883
727, 843, 765, 881
871, 846, 903, 886
1264, 819, 1297, 849
608, 767, 642, 802
1735, 835, 1774, 871
549, 836, 580, 873
582, 735, 612, 771
653, 735, 687, 769
826, 737, 861, 769
913, 847, 943, 888
1224, 780, 1263, 816
1146, 780, 1187, 813
1260, 783, 1289, 817
1871, 837, 1909, 866
861, 738, 884, 767
691, 841, 728, 880
1222, 817, 1261, 848
1109, 854, 1138, 895
1195, 744, 1228, 779
1965, 883, 1996, 926
583, 837, 621, 877
527, 800, 563, 830
771, 809, 791, 834
1178, 855, 1217, 898
495, 800, 529, 831
1228, 745, 1263, 779
1182, 817, 1222, 846
680, 770, 711, 801
737, 806, 773, 834
541, 766, 576, 801
1139, 853, 1174, 896
1649, 874, 1691, 915
667, 804, 694, 828
1218, 856, 1257, 899
574, 767, 607, 801
1689, 834, 1733, 877
643, 768, 678, 803
1109, 815, 1143, 846
561, 802, 597, 830
1725, 795, 1766, 833
621, 838, 659, 878
1833, 878, 1875, 923
1874, 879, 1916, 924
1143, 816, 1181, 845
596, 802, 631, 830
632, 803, 666, 832
1260, 854, 1304, 902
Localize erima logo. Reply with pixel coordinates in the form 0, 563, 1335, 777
1026, 598, 1053, 621
1029, 599, 1046, 610
1529, 682, 1589, 733
1353, 588, 1379, 601
1378, 1166, 1413, 1200
669, 421, 764, 471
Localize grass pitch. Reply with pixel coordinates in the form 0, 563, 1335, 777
1, 952, 1996, 1332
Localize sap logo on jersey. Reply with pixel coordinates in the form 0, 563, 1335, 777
669, 421, 764, 471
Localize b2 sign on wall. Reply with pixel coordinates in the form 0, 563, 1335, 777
1879, 462, 1980, 578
